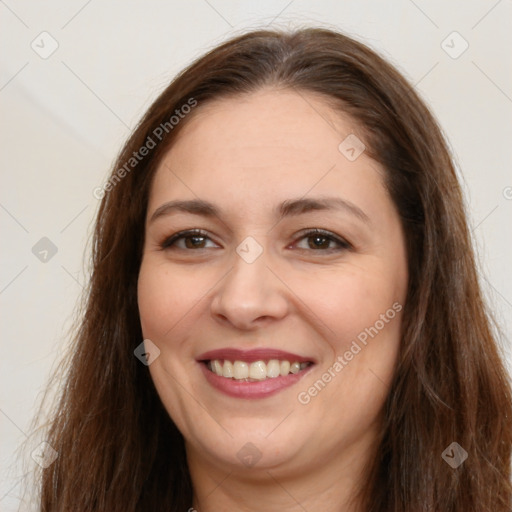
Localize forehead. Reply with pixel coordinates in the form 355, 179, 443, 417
148, 89, 389, 220
170, 88, 354, 165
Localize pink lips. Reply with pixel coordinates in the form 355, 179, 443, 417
197, 348, 314, 364
197, 348, 315, 399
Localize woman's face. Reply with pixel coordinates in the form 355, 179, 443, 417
138, 89, 408, 477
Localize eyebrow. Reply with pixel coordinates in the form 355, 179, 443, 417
149, 196, 370, 225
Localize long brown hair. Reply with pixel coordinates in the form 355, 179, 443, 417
33, 28, 512, 511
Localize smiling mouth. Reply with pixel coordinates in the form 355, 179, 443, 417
205, 359, 313, 382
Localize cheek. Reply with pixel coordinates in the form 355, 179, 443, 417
137, 260, 193, 340
137, 261, 203, 421
138, 263, 166, 338
137, 259, 225, 348
285, 262, 404, 352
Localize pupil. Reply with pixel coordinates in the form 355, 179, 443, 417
186, 236, 205, 249
309, 236, 329, 249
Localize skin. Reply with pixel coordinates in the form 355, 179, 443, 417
137, 88, 408, 511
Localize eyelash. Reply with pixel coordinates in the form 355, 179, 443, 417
159, 228, 352, 253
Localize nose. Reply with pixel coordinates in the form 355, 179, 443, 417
210, 246, 289, 330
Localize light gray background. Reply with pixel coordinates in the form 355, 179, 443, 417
1, 1, 511, 508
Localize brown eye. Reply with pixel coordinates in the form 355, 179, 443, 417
307, 234, 332, 250
161, 230, 218, 250
294, 229, 351, 252
184, 235, 207, 249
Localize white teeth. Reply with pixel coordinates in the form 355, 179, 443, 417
280, 360, 290, 376
266, 359, 281, 378
212, 360, 223, 376
290, 362, 301, 374
249, 361, 267, 380
222, 360, 234, 378
207, 359, 311, 381
233, 361, 249, 379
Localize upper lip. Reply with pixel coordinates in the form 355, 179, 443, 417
197, 348, 315, 364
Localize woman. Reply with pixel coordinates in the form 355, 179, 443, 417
35, 28, 512, 511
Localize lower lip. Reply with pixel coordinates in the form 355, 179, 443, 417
199, 362, 313, 399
